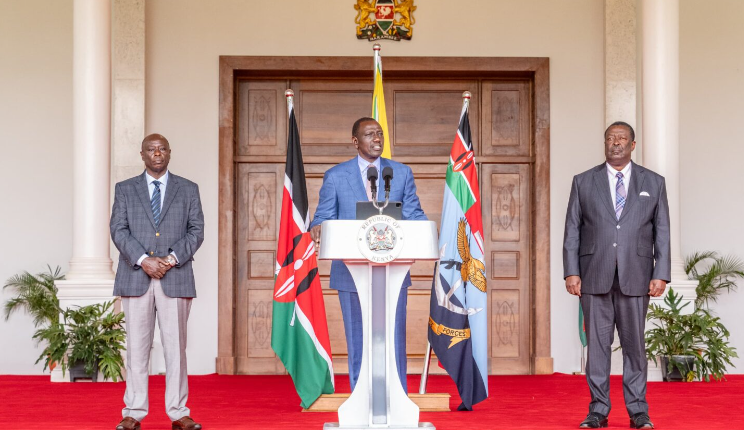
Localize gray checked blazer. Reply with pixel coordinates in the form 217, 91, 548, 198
110, 172, 204, 298
563, 162, 671, 296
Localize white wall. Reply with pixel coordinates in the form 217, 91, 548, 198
4, 0, 740, 377
144, 0, 605, 374
0, 0, 73, 373
680, 0, 744, 372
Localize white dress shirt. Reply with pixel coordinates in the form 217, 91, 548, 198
136, 171, 178, 266
357, 155, 381, 199
607, 162, 632, 208
146, 170, 169, 207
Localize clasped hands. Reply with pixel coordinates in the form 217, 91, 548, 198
141, 256, 174, 279
565, 275, 667, 297
310, 225, 322, 255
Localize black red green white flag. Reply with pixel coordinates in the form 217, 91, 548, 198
271, 95, 334, 408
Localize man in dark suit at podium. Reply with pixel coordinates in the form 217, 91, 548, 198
310, 117, 427, 392
563, 122, 670, 429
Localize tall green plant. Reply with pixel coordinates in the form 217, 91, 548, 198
685, 251, 744, 309
34, 300, 126, 381
645, 288, 738, 381
3, 265, 63, 327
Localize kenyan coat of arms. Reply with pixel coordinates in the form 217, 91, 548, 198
354, 0, 416, 41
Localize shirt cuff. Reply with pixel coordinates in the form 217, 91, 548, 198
170, 252, 179, 264
136, 254, 148, 266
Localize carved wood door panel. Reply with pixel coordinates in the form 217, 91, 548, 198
481, 163, 532, 374
231, 75, 539, 375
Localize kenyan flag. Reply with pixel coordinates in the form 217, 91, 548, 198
427, 94, 489, 410
271, 94, 334, 408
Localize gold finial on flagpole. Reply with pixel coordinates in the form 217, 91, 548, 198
285, 89, 294, 115
462, 91, 471, 109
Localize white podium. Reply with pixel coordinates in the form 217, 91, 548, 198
320, 217, 438, 430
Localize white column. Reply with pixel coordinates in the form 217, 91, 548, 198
641, 0, 697, 381
53, 0, 116, 382
66, 0, 114, 281
605, 0, 637, 131
605, 0, 639, 376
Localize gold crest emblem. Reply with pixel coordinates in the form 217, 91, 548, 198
354, 0, 416, 41
457, 219, 487, 292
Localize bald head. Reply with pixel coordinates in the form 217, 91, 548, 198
140, 133, 171, 178
141, 133, 169, 150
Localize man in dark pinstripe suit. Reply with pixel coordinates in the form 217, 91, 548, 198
563, 122, 670, 429
111, 134, 204, 430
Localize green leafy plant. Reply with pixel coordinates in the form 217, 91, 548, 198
645, 288, 738, 381
34, 300, 126, 382
685, 251, 744, 309
3, 265, 63, 327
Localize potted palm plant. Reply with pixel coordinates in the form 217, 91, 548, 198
644, 288, 737, 381
645, 250, 742, 382
3, 266, 64, 370
34, 300, 126, 382
685, 251, 744, 309
3, 265, 63, 327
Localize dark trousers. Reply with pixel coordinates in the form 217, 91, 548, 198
580, 270, 650, 416
338, 289, 408, 393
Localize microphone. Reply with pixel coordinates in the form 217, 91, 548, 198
382, 166, 393, 193
367, 166, 378, 201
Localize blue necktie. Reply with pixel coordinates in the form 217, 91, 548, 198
615, 172, 626, 219
151, 180, 161, 226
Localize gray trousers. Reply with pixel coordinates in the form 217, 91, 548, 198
580, 271, 650, 417
121, 279, 192, 422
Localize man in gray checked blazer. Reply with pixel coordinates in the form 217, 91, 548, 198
563, 122, 670, 430
110, 134, 204, 430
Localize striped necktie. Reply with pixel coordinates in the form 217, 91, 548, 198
151, 180, 162, 226
615, 172, 626, 219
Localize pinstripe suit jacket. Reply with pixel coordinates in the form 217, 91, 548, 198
309, 157, 427, 292
110, 172, 205, 298
563, 162, 671, 296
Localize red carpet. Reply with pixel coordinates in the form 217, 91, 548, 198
0, 373, 742, 429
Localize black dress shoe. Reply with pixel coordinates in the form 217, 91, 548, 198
630, 413, 654, 429
579, 412, 608, 428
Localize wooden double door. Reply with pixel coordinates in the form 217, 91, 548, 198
218, 56, 551, 376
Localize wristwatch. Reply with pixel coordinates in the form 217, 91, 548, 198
166, 254, 177, 266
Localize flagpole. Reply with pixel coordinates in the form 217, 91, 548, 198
418, 342, 432, 394
573, 346, 586, 375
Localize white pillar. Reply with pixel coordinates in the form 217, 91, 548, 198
641, 0, 697, 381
67, 0, 114, 281
605, 0, 637, 132
53, 0, 116, 382
605, 0, 639, 376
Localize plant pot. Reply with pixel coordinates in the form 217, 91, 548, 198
68, 360, 99, 382
660, 355, 695, 382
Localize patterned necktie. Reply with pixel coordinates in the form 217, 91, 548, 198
151, 180, 162, 226
365, 164, 374, 201
615, 172, 626, 219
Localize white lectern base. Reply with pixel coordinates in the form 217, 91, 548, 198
323, 422, 435, 430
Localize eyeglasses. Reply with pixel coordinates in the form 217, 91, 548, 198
605, 135, 629, 144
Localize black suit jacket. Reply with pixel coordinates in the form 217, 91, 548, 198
563, 162, 671, 296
